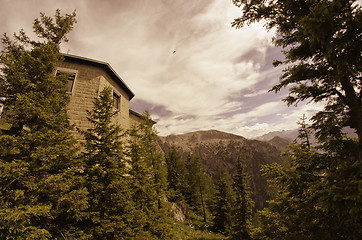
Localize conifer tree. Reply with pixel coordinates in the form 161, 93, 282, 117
296, 114, 312, 150
79, 86, 136, 239
233, 1, 361, 238
232, 156, 253, 240
232, 0, 362, 160
0, 10, 89, 239
185, 153, 213, 222
212, 166, 234, 235
253, 122, 361, 239
165, 145, 187, 201
127, 112, 172, 239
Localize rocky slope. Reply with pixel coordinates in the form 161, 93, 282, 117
158, 130, 287, 210
267, 136, 291, 152
254, 129, 298, 142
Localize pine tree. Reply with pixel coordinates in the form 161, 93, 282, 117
211, 166, 234, 235
253, 124, 361, 239
296, 114, 312, 150
0, 10, 89, 239
165, 145, 187, 201
79, 86, 136, 239
232, 156, 253, 240
127, 112, 173, 239
185, 153, 213, 222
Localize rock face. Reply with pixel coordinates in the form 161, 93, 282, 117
158, 130, 286, 210
171, 201, 190, 222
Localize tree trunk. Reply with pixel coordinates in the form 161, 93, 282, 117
199, 182, 207, 223
339, 72, 362, 161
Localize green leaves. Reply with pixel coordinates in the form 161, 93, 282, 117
234, 0, 362, 159
253, 139, 362, 239
212, 167, 234, 235
233, 4, 362, 237
33, 9, 77, 44
0, 10, 87, 239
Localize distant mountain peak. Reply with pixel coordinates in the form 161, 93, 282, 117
157, 129, 285, 210
254, 129, 298, 142
268, 136, 291, 152
159, 129, 246, 146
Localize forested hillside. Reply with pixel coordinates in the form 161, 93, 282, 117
158, 130, 286, 210
1, 1, 361, 238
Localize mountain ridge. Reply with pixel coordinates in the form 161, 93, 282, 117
158, 129, 287, 210
254, 129, 298, 142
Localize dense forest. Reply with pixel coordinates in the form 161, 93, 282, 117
1, 1, 361, 239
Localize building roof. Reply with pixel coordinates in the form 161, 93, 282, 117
62, 54, 135, 100
129, 109, 157, 125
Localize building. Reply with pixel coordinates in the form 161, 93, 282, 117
57, 54, 145, 133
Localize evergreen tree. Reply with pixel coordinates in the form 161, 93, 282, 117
296, 114, 312, 150
0, 10, 89, 239
233, 1, 361, 239
232, 156, 253, 240
211, 166, 234, 235
165, 145, 187, 201
185, 153, 213, 222
79, 87, 136, 239
232, 0, 362, 160
127, 112, 173, 239
253, 126, 361, 239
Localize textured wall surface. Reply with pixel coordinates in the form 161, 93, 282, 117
57, 58, 140, 137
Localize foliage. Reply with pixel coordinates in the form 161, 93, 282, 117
233, 1, 361, 239
231, 156, 254, 240
251, 117, 360, 239
165, 145, 187, 201
79, 87, 136, 239
232, 0, 362, 160
296, 114, 312, 150
128, 112, 173, 239
169, 212, 227, 240
211, 167, 234, 235
253, 141, 361, 240
0, 10, 89, 239
185, 153, 213, 223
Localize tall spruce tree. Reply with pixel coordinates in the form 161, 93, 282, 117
253, 121, 361, 239
185, 153, 213, 222
232, 156, 253, 240
79, 87, 136, 239
0, 10, 89, 239
127, 112, 173, 239
211, 166, 234, 235
165, 145, 187, 201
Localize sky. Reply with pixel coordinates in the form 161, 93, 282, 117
0, 0, 330, 138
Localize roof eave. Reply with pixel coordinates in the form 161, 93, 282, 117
62, 54, 135, 100
129, 109, 157, 125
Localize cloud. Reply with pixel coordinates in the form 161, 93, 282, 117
122, 1, 279, 122
0, 0, 314, 138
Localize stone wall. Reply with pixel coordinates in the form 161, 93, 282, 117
57, 59, 131, 135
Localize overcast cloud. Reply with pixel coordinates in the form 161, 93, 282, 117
0, 0, 328, 138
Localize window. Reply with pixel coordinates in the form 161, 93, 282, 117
113, 91, 121, 110
55, 68, 77, 93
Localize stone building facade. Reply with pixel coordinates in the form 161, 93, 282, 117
57, 54, 144, 133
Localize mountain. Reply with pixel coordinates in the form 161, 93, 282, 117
267, 136, 291, 152
158, 130, 285, 210
255, 127, 357, 144
254, 129, 298, 142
